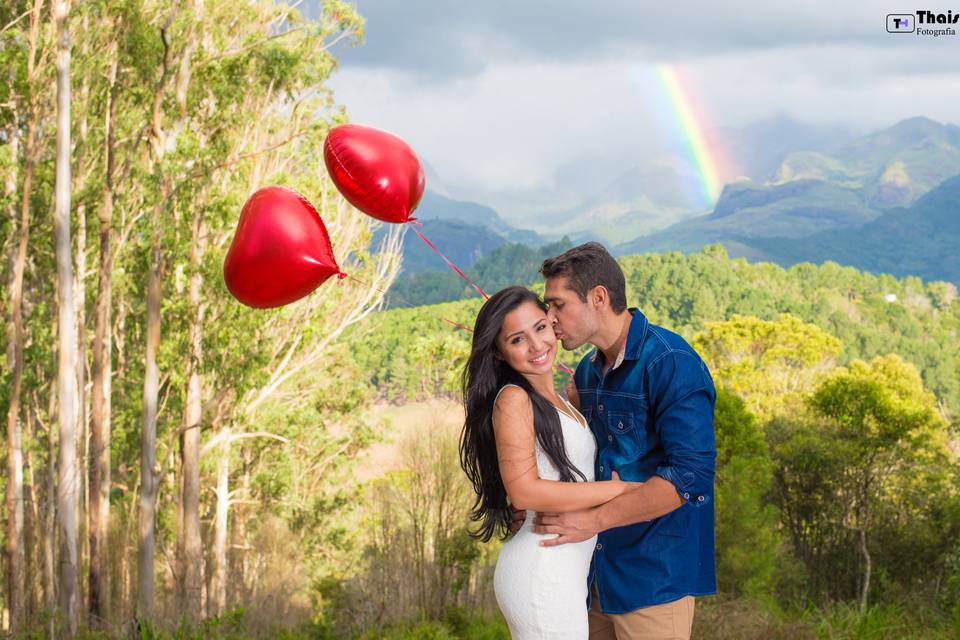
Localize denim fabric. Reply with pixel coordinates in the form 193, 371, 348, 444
576, 309, 717, 614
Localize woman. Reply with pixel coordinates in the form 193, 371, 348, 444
459, 286, 633, 639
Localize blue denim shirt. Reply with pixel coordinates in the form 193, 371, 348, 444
576, 309, 717, 613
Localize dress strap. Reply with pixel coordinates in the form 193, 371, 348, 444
493, 383, 523, 406
560, 395, 588, 429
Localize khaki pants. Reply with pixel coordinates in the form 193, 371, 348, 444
588, 585, 695, 640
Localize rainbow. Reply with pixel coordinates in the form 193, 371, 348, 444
654, 65, 725, 206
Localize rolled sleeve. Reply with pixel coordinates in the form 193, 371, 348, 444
649, 352, 717, 507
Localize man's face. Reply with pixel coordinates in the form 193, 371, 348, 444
544, 276, 598, 351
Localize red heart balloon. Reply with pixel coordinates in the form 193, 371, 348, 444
323, 124, 425, 224
223, 186, 341, 309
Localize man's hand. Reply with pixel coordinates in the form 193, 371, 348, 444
533, 471, 622, 546
508, 505, 526, 535
532, 507, 601, 546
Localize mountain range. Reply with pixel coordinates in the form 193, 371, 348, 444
747, 174, 960, 285
615, 117, 960, 268
382, 116, 960, 290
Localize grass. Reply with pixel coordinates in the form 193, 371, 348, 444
11, 599, 957, 639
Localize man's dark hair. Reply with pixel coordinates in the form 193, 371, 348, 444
540, 242, 627, 313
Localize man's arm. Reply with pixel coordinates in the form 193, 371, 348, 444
534, 476, 681, 546
536, 352, 716, 545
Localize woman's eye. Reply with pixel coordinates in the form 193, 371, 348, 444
511, 337, 522, 345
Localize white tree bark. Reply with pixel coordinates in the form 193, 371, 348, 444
210, 432, 230, 618
53, 0, 80, 633
4, 112, 26, 640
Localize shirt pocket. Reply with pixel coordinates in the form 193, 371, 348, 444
607, 411, 646, 462
638, 506, 690, 553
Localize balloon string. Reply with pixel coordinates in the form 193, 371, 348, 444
342, 273, 574, 376
345, 272, 465, 333
408, 221, 489, 300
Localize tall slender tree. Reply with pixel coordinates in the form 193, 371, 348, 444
52, 0, 79, 633
4, 0, 46, 631
88, 29, 119, 625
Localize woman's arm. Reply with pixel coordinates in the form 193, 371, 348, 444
493, 386, 627, 512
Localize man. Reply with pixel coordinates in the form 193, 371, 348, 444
534, 242, 716, 640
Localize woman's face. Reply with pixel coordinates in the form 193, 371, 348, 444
496, 301, 557, 376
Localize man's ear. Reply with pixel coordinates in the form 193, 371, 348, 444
590, 285, 608, 310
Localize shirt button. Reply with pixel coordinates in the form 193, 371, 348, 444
599, 466, 604, 473
698, 496, 705, 502
617, 421, 624, 429
683, 492, 690, 500
596, 543, 602, 551
598, 404, 604, 412
607, 435, 613, 442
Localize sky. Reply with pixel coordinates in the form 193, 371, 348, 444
311, 1, 960, 224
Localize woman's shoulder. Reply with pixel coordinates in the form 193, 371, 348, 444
493, 384, 529, 410
492, 384, 534, 433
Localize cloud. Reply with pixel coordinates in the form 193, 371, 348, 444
318, 1, 960, 220
329, 1, 959, 78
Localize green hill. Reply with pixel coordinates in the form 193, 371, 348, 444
614, 118, 960, 257
748, 174, 960, 284
775, 117, 960, 207
356, 246, 960, 416
387, 219, 507, 273
616, 179, 880, 255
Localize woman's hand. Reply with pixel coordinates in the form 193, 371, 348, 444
533, 472, 635, 546
609, 471, 641, 496
509, 504, 526, 535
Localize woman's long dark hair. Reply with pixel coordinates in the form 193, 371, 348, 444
459, 286, 587, 542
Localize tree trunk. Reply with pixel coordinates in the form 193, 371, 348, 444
179, 210, 206, 624
53, 0, 80, 633
140, 7, 184, 621
23, 416, 40, 619
138, 231, 161, 622
46, 388, 58, 639
858, 527, 871, 613
74, 13, 92, 620
5, 0, 45, 626
75, 155, 88, 629
210, 432, 230, 618
4, 114, 28, 639
89, 44, 118, 626
180, 368, 203, 624
230, 446, 252, 607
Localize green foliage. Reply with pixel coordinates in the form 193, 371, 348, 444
713, 389, 781, 600
362, 245, 960, 417
695, 314, 842, 417
768, 356, 957, 605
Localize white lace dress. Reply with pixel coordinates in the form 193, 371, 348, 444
493, 385, 598, 639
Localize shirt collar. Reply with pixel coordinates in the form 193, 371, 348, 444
589, 308, 647, 370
